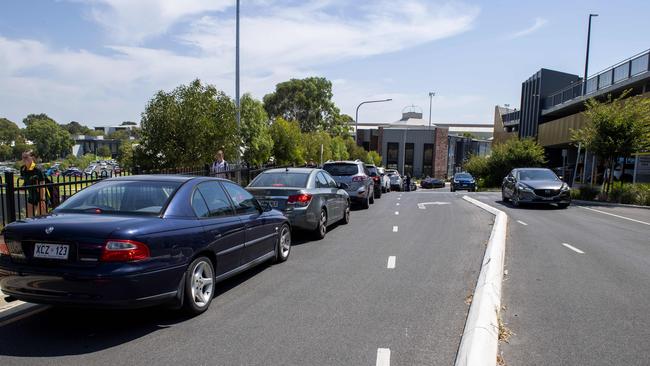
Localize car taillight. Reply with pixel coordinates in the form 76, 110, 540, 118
100, 240, 150, 262
352, 175, 366, 182
0, 234, 8, 256
372, 176, 380, 182
287, 193, 313, 207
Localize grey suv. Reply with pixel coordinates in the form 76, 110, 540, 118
323, 160, 375, 209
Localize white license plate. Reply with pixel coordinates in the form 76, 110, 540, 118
261, 200, 278, 207
542, 197, 553, 201
33, 243, 70, 260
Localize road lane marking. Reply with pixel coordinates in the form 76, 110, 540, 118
395, 211, 399, 215
387, 256, 396, 269
562, 243, 585, 254
392, 226, 398, 232
376, 348, 391, 366
579, 206, 650, 226
516, 220, 528, 226
397, 197, 401, 200
417, 202, 450, 209
396, 203, 400, 206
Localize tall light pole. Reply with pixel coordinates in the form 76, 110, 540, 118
355, 98, 392, 144
428, 92, 435, 130
235, 0, 241, 163
582, 14, 598, 95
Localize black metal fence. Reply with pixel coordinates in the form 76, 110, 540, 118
0, 163, 275, 227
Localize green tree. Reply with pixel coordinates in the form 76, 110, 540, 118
572, 92, 650, 195
23, 113, 55, 127
108, 130, 131, 141
302, 131, 332, 164
345, 137, 367, 161
366, 151, 382, 166
118, 140, 134, 168
97, 145, 112, 157
24, 117, 74, 161
270, 118, 303, 165
140, 79, 238, 168
0, 118, 21, 144
241, 94, 274, 166
62, 121, 92, 135
0, 144, 12, 161
330, 136, 350, 161
263, 77, 341, 133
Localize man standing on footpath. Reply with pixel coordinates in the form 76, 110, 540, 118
211, 150, 229, 178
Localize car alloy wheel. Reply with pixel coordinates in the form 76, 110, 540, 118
184, 256, 215, 314
341, 202, 350, 224
315, 209, 327, 239
362, 195, 370, 209
512, 191, 520, 207
501, 189, 509, 202
276, 224, 291, 262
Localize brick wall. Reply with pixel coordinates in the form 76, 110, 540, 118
433, 127, 449, 179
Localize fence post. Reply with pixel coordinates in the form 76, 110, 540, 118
133, 165, 141, 175
5, 172, 16, 224
204, 164, 211, 177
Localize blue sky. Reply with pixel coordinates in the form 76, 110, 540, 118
1, 0, 648, 127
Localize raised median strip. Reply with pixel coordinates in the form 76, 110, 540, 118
455, 196, 508, 366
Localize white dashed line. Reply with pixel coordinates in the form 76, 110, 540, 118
397, 197, 401, 200
392, 226, 398, 232
394, 211, 399, 215
387, 256, 396, 269
562, 243, 585, 254
579, 206, 650, 226
396, 203, 400, 206
376, 348, 391, 366
516, 220, 528, 226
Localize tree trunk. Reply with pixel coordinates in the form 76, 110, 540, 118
606, 156, 615, 199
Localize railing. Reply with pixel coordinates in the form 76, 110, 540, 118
502, 110, 521, 126
543, 48, 650, 110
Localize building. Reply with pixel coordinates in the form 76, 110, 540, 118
93, 124, 138, 136
494, 48, 650, 183
72, 135, 121, 158
356, 109, 492, 178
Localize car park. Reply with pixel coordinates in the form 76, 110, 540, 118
322, 160, 375, 209
365, 164, 383, 199
246, 168, 350, 239
377, 167, 391, 193
0, 175, 291, 314
502, 168, 571, 208
450, 172, 476, 192
421, 177, 445, 189
386, 169, 403, 191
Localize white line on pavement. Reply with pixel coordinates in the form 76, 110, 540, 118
376, 348, 391, 366
397, 197, 401, 200
579, 206, 650, 226
392, 226, 398, 232
562, 243, 585, 254
516, 220, 528, 226
396, 203, 400, 206
387, 256, 396, 269
395, 211, 399, 215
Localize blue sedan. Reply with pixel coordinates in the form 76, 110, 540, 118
0, 175, 292, 314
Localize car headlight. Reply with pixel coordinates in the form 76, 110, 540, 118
561, 183, 570, 191
453, 180, 459, 183
517, 183, 533, 192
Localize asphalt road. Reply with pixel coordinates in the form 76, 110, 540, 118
0, 189, 494, 366
470, 192, 650, 366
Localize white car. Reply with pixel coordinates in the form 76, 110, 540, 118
377, 167, 391, 192
386, 169, 403, 191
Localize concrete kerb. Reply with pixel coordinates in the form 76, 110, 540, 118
455, 195, 508, 366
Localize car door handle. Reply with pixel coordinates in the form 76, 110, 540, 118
213, 233, 222, 239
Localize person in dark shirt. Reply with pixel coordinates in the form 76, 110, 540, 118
20, 150, 47, 217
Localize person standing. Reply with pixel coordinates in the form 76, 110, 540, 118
211, 150, 229, 178
405, 174, 412, 192
20, 150, 47, 217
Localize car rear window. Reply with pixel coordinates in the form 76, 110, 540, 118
249, 172, 310, 187
323, 163, 359, 176
55, 180, 181, 216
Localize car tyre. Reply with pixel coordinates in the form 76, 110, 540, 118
314, 209, 327, 239
369, 191, 375, 204
375, 187, 382, 199
340, 202, 351, 224
275, 224, 291, 263
512, 191, 520, 207
183, 256, 215, 315
501, 189, 510, 202
362, 195, 370, 209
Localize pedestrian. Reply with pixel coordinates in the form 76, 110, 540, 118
306, 160, 317, 168
20, 150, 47, 217
405, 174, 411, 192
211, 150, 229, 178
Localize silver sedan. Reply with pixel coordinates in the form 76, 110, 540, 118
246, 168, 350, 239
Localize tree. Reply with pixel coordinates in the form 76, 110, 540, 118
62, 121, 92, 135
345, 137, 367, 161
118, 140, 135, 168
97, 145, 112, 157
0, 144, 12, 161
270, 118, 303, 165
108, 130, 131, 141
366, 151, 382, 166
263, 77, 341, 133
330, 136, 349, 161
0, 118, 21, 144
240, 94, 274, 166
572, 92, 650, 196
139, 79, 238, 168
24, 117, 74, 161
302, 132, 332, 164
23, 113, 55, 127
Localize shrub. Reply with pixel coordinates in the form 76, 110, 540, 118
571, 185, 600, 201
609, 183, 650, 205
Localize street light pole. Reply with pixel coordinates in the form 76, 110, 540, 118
235, 0, 241, 164
355, 98, 392, 145
428, 92, 435, 130
582, 13, 598, 95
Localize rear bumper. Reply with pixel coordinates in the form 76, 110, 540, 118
0, 262, 185, 309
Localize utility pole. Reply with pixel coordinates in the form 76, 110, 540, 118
235, 0, 241, 164
355, 98, 392, 145
428, 92, 435, 130
582, 14, 598, 95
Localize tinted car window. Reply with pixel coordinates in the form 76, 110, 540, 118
323, 163, 359, 176
55, 180, 180, 216
323, 172, 338, 188
191, 190, 210, 218
455, 173, 472, 179
316, 172, 329, 188
223, 182, 260, 215
367, 166, 378, 176
518, 169, 558, 181
197, 182, 233, 217
249, 172, 310, 188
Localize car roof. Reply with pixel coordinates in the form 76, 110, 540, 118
323, 160, 363, 165
109, 174, 202, 183
515, 168, 552, 171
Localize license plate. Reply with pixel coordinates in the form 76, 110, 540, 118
260, 200, 278, 207
33, 243, 69, 260
542, 197, 553, 201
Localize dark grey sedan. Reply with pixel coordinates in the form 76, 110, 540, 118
502, 168, 571, 208
246, 168, 350, 239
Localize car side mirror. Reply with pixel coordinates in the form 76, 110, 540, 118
337, 182, 349, 190
558, 175, 564, 181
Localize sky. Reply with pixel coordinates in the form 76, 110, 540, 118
1, 0, 649, 127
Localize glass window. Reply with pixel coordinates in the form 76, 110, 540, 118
197, 182, 233, 217
323, 172, 338, 188
422, 143, 433, 176
404, 143, 414, 177
191, 190, 210, 218
222, 182, 260, 215
316, 172, 329, 188
323, 163, 359, 176
249, 172, 310, 188
387, 143, 399, 170
613, 63, 629, 83
631, 54, 649, 76
598, 70, 612, 89
586, 77, 598, 94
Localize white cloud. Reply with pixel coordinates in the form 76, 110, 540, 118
508, 17, 548, 39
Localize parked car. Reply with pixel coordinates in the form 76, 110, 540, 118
246, 168, 350, 239
0, 175, 291, 314
502, 168, 571, 208
322, 160, 375, 209
451, 172, 476, 192
0, 166, 19, 175
377, 167, 391, 193
386, 169, 403, 191
421, 177, 445, 189
365, 164, 383, 199
45, 163, 61, 177
62, 167, 83, 177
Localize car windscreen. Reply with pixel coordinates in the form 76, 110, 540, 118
249, 172, 310, 187
323, 164, 358, 176
367, 166, 378, 175
518, 170, 558, 181
55, 180, 181, 216
455, 173, 472, 179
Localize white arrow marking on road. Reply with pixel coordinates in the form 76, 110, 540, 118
396, 203, 400, 206
392, 226, 398, 232
387, 256, 396, 269
376, 348, 391, 366
562, 243, 585, 254
417, 202, 451, 209
395, 211, 399, 215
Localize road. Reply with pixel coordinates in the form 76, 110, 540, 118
0, 189, 494, 366
470, 192, 650, 366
